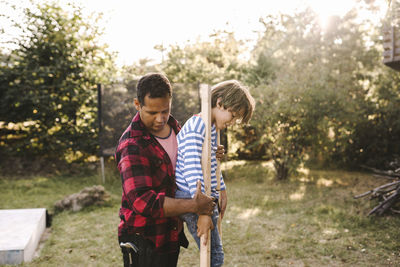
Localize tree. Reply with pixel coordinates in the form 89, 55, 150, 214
161, 31, 248, 84
246, 6, 381, 178
0, 0, 116, 162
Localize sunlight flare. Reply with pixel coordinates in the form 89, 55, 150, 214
307, 0, 355, 29
289, 185, 306, 201
237, 208, 261, 220
317, 178, 334, 187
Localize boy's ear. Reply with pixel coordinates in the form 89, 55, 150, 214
134, 98, 141, 111
216, 97, 223, 109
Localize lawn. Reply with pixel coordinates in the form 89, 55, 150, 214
1, 160, 400, 266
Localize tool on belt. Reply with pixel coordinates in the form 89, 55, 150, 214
120, 242, 139, 266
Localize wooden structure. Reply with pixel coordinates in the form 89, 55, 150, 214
383, 0, 400, 71
383, 26, 400, 70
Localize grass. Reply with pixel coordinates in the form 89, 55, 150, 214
1, 161, 400, 266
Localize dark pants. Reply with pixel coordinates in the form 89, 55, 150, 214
119, 234, 180, 267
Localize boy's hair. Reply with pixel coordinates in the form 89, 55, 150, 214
211, 80, 255, 124
136, 73, 172, 105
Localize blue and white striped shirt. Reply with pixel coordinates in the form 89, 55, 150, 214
175, 115, 225, 199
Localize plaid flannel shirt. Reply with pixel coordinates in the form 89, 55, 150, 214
116, 112, 186, 253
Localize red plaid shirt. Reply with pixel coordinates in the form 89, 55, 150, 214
116, 112, 186, 253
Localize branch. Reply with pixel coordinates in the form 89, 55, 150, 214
372, 174, 399, 180
360, 165, 400, 178
354, 180, 400, 199
368, 189, 400, 216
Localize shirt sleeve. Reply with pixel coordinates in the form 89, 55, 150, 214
117, 141, 165, 218
220, 173, 226, 191
180, 117, 206, 198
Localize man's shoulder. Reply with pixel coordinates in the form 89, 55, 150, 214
116, 125, 149, 154
168, 115, 181, 133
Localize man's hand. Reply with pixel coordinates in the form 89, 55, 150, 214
193, 180, 215, 215
215, 145, 225, 161
197, 215, 214, 245
219, 189, 227, 220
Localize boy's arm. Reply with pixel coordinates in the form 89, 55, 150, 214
215, 145, 225, 161
219, 189, 227, 220
182, 117, 207, 197
197, 215, 214, 245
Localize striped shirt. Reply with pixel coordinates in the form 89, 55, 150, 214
175, 115, 225, 199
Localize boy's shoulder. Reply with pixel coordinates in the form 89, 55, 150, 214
183, 115, 205, 132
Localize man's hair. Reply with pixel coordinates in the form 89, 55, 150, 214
211, 80, 255, 124
136, 73, 172, 105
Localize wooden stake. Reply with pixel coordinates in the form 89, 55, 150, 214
200, 84, 211, 267
216, 130, 222, 241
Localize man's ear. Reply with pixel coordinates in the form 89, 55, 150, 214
134, 98, 141, 111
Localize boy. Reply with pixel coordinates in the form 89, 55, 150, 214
175, 80, 255, 266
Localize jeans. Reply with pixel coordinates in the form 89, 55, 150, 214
175, 189, 224, 267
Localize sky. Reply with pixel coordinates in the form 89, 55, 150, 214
2, 0, 387, 66
77, 0, 357, 66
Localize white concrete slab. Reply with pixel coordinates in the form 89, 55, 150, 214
0, 208, 46, 265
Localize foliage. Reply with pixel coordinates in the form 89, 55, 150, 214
161, 31, 248, 84
346, 67, 400, 167
2, 0, 394, 175
0, 0, 116, 162
241, 5, 395, 178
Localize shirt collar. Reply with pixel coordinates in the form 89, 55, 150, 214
130, 112, 180, 138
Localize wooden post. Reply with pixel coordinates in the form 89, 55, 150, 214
200, 84, 211, 267
216, 130, 222, 240
97, 83, 106, 184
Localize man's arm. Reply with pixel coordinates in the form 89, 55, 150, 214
163, 181, 215, 217
118, 143, 167, 218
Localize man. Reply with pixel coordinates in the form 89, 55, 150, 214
115, 73, 217, 267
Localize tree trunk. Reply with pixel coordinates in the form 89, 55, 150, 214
274, 160, 289, 180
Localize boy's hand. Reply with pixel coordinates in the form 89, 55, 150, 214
215, 145, 225, 161
193, 180, 215, 215
220, 189, 227, 220
197, 215, 214, 245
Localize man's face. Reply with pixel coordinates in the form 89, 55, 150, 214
134, 94, 171, 135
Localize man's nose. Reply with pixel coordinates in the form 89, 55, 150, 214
155, 113, 165, 122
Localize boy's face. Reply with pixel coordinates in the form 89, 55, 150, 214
214, 99, 243, 130
134, 94, 171, 135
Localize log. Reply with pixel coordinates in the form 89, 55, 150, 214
355, 164, 400, 216
354, 181, 400, 199
360, 165, 400, 178
368, 188, 400, 216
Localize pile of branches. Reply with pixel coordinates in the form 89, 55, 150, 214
354, 160, 400, 216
